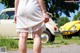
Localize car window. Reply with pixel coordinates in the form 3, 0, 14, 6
0, 12, 9, 19
0, 11, 14, 20
10, 15, 14, 19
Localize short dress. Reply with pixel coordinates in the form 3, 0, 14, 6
16, 0, 46, 33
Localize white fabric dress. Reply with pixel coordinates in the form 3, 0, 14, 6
16, 0, 46, 32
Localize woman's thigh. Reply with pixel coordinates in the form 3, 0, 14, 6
18, 32, 28, 39
32, 28, 43, 38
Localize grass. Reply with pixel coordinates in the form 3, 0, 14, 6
42, 36, 80, 48
0, 39, 18, 50
0, 36, 80, 50
54, 36, 80, 46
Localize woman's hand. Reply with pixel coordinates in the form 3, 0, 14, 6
42, 12, 49, 23
14, 15, 17, 23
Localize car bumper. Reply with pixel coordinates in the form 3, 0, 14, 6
60, 30, 77, 35
54, 32, 61, 36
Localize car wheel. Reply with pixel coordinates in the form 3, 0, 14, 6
78, 31, 80, 39
63, 35, 72, 39
68, 35, 72, 39
63, 35, 67, 39
41, 30, 55, 43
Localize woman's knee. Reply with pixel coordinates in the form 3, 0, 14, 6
19, 32, 28, 39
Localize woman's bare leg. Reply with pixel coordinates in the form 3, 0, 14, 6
32, 29, 42, 53
18, 32, 28, 53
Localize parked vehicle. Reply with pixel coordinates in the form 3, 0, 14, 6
41, 18, 59, 43
0, 8, 59, 43
59, 19, 80, 39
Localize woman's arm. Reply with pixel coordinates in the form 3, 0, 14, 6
14, 0, 19, 15
37, 0, 49, 23
14, 0, 19, 23
37, 0, 47, 13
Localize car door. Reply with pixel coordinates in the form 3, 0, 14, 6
0, 11, 18, 38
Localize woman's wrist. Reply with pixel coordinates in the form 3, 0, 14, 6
42, 11, 49, 16
42, 10, 47, 13
14, 13, 17, 16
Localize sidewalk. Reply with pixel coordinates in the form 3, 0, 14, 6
7, 44, 80, 53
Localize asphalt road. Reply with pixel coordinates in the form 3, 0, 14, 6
7, 44, 80, 53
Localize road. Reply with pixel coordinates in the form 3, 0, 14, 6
7, 44, 80, 53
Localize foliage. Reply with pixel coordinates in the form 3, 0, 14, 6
0, 0, 79, 20
57, 17, 70, 27
44, 0, 79, 20
0, 0, 14, 8
73, 11, 80, 20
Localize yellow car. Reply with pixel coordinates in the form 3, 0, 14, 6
59, 20, 80, 39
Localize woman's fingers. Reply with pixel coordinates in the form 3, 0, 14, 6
44, 17, 49, 23
14, 15, 17, 23
42, 13, 49, 23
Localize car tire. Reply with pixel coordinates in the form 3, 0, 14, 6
63, 35, 72, 39
78, 31, 80, 39
41, 30, 55, 43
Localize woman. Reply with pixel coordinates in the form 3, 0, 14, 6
14, 0, 49, 53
